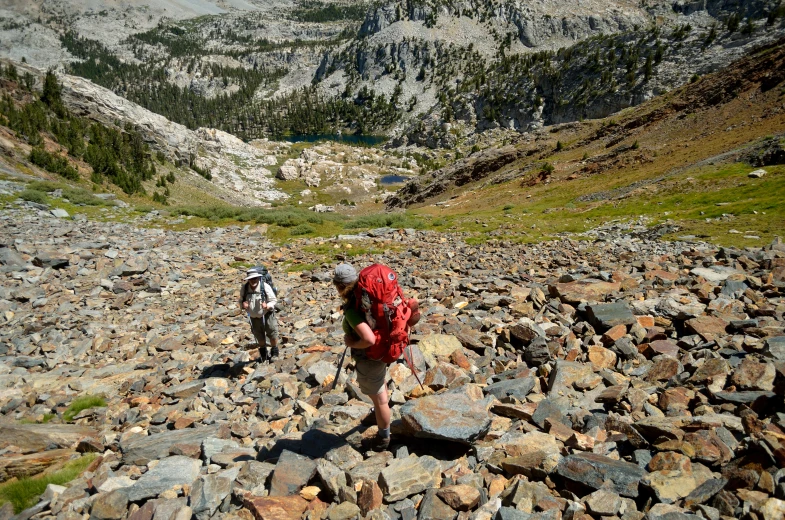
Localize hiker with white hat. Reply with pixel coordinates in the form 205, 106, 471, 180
239, 268, 279, 362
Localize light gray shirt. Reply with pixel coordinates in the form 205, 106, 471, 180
241, 281, 277, 318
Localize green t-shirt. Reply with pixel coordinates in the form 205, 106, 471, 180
342, 306, 364, 339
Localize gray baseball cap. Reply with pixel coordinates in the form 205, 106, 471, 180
333, 263, 357, 284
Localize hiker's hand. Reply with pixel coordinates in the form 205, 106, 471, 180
344, 334, 369, 349
346, 322, 375, 349
242, 301, 249, 310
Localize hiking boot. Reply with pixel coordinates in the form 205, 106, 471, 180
258, 347, 269, 363
270, 346, 279, 359
370, 434, 390, 452
361, 409, 377, 426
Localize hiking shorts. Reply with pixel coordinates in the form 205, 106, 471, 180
354, 356, 387, 396
250, 312, 279, 345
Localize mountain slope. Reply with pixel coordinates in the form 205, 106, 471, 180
5, 0, 785, 146
384, 37, 785, 247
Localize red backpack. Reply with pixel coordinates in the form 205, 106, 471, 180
354, 264, 412, 364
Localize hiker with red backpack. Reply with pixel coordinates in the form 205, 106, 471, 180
332, 263, 420, 451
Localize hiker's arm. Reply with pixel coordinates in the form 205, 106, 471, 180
239, 284, 248, 310
263, 283, 277, 310
344, 322, 375, 349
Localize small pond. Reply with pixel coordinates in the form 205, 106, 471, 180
380, 175, 410, 185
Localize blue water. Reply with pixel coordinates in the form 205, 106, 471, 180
280, 134, 388, 146
380, 175, 409, 185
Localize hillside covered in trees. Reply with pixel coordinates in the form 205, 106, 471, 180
0, 65, 170, 201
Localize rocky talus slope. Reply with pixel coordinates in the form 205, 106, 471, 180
1, 189, 785, 519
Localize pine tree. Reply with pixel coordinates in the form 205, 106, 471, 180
42, 70, 62, 108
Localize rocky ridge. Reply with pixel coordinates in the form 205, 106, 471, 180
1, 189, 785, 519
6, 0, 785, 147
316, 0, 785, 145
54, 68, 286, 205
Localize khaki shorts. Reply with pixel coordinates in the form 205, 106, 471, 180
353, 354, 387, 396
250, 312, 279, 346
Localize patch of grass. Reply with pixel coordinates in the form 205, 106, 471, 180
0, 454, 97, 513
18, 414, 55, 425
19, 189, 48, 205
341, 245, 399, 257
285, 262, 319, 272
412, 158, 785, 247
62, 395, 106, 422
26, 181, 111, 206
172, 205, 342, 227
343, 213, 425, 230
229, 261, 253, 269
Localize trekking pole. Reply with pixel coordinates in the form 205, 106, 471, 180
247, 311, 260, 350
331, 345, 350, 390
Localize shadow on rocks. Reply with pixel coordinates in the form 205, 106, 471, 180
198, 361, 250, 379
259, 427, 357, 462
198, 343, 261, 379
395, 436, 474, 461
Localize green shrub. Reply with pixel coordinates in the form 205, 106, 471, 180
503, 204, 514, 211
0, 454, 96, 513
19, 189, 47, 204
26, 180, 64, 192
62, 188, 108, 206
190, 162, 212, 180
29, 148, 79, 181
25, 181, 108, 206
63, 395, 106, 422
727, 13, 740, 33
152, 192, 168, 205
290, 224, 315, 236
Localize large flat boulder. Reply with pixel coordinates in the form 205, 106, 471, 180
549, 280, 621, 304
0, 423, 99, 454
556, 452, 647, 498
120, 425, 222, 466
416, 334, 463, 368
379, 455, 441, 502
269, 450, 317, 497
586, 302, 636, 330
126, 456, 202, 501
400, 386, 492, 444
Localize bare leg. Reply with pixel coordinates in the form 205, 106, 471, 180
370, 387, 391, 431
